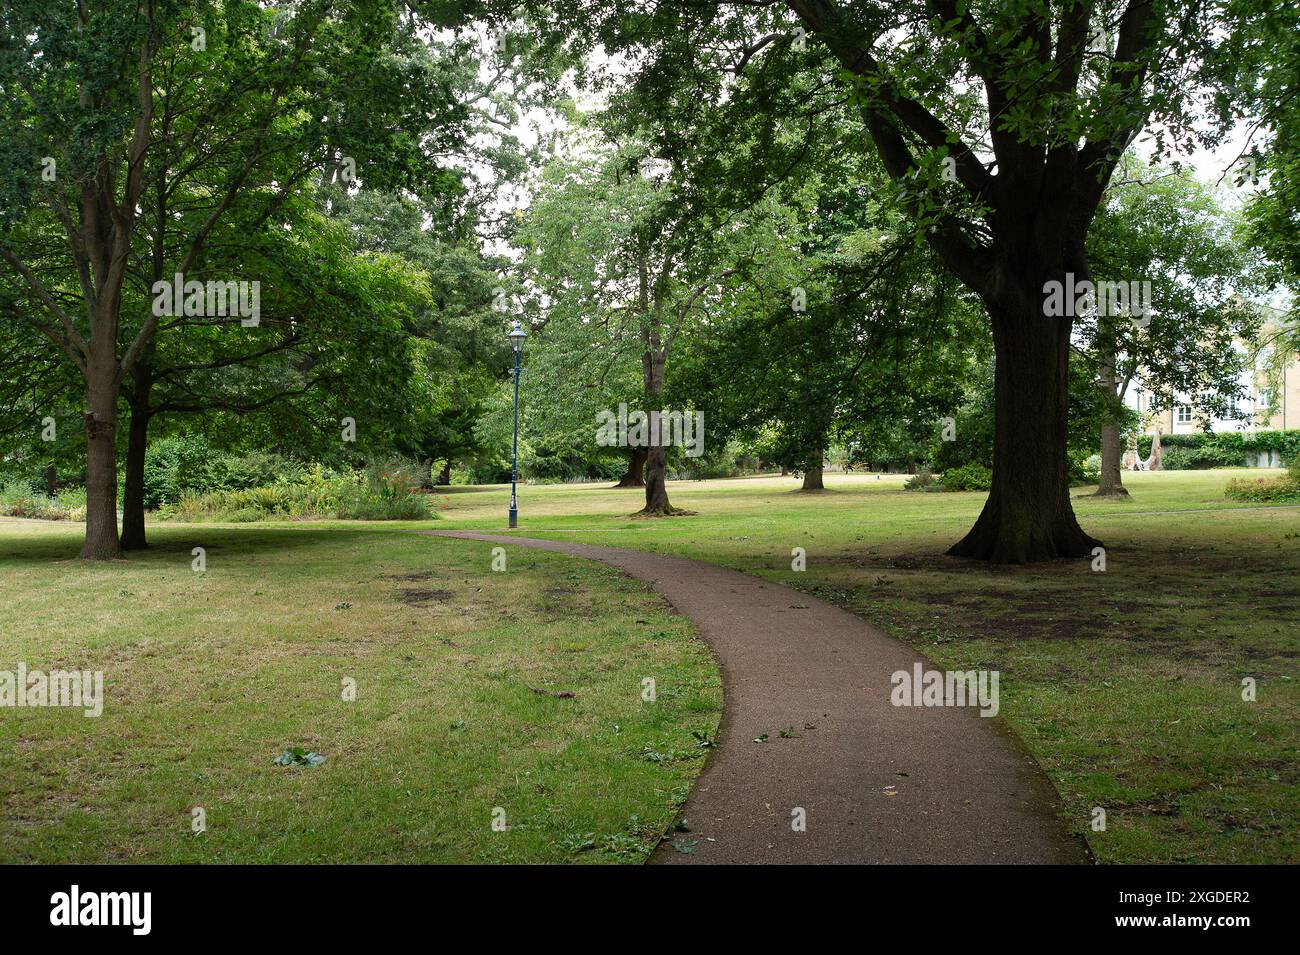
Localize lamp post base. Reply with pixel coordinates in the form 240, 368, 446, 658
508, 508, 518, 529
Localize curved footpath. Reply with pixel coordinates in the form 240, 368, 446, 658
429, 530, 1090, 865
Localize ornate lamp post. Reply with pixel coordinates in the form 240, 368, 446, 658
507, 319, 527, 528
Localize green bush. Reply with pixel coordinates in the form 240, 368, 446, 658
940, 463, 993, 492
1072, 454, 1101, 487
143, 435, 309, 508
143, 435, 216, 507
1159, 447, 1197, 470
209, 451, 296, 493
0, 482, 86, 520
1139, 429, 1300, 469
161, 464, 433, 522
1158, 440, 1245, 469
903, 469, 938, 490
669, 458, 743, 481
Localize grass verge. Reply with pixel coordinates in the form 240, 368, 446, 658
0, 521, 720, 863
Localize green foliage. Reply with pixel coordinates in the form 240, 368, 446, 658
0, 482, 86, 521
903, 470, 938, 491
1138, 429, 1300, 468
143, 435, 303, 508
159, 462, 434, 523
667, 445, 748, 481
1225, 465, 1300, 502
273, 748, 327, 768
939, 464, 993, 492
143, 435, 220, 508
902, 464, 993, 493
1236, 0, 1300, 338
1161, 446, 1230, 470
935, 359, 1111, 472
1072, 456, 1102, 487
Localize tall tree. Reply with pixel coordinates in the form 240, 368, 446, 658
679, 169, 982, 492
1083, 162, 1264, 496
518, 0, 1256, 560
519, 131, 768, 514
0, 0, 469, 557
118, 197, 434, 547
1234, 0, 1300, 350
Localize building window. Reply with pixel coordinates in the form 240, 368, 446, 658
1176, 405, 1193, 424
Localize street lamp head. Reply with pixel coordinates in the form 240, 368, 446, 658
508, 320, 527, 351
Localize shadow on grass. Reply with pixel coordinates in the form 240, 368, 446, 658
0, 522, 386, 566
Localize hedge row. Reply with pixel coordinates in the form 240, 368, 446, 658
1137, 429, 1300, 468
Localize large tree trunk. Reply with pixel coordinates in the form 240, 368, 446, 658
437, 461, 452, 486
1097, 421, 1126, 495
948, 296, 1101, 563
121, 366, 153, 550
638, 351, 678, 515
613, 446, 647, 487
120, 414, 150, 550
80, 359, 121, 560
801, 438, 825, 489
643, 442, 671, 512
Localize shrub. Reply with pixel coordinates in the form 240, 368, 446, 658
1071, 454, 1101, 487
1225, 462, 1300, 503
0, 482, 86, 520
903, 469, 938, 490
160, 466, 433, 523
1224, 476, 1300, 503
940, 463, 993, 492
210, 451, 298, 492
144, 435, 313, 507
143, 435, 217, 507
1159, 447, 1196, 471
1139, 429, 1300, 469
669, 459, 743, 481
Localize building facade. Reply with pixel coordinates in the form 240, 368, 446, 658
1122, 317, 1299, 468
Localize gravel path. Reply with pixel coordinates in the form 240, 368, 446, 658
431, 530, 1090, 865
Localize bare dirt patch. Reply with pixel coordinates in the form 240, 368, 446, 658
396, 588, 454, 605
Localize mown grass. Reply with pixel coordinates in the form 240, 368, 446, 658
435, 469, 1299, 864
0, 521, 721, 863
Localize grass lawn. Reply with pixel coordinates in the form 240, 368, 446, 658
436, 469, 1300, 864
0, 521, 721, 863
